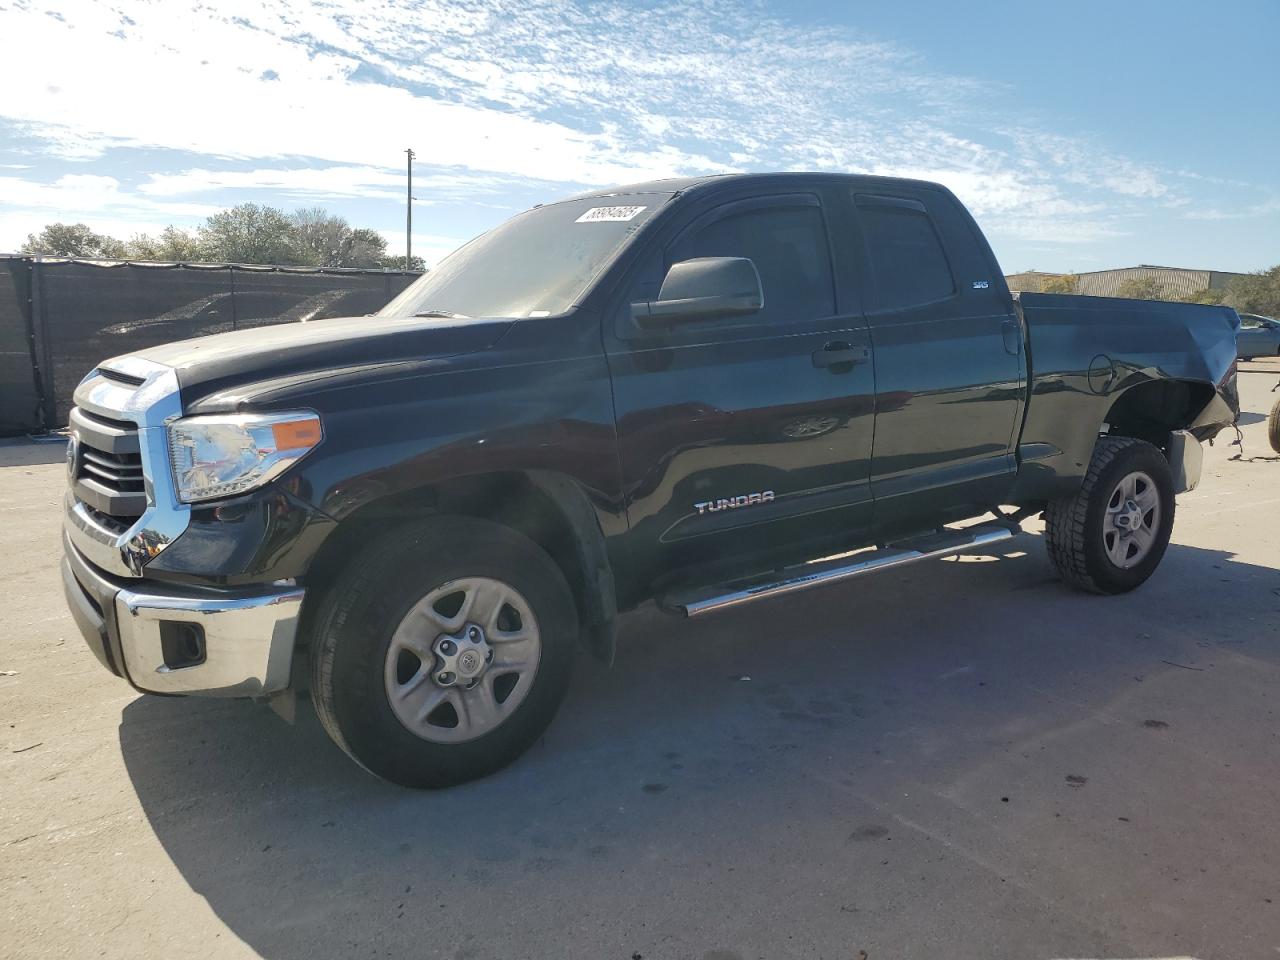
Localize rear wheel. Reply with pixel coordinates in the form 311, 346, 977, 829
1044, 436, 1175, 594
1268, 395, 1280, 455
309, 516, 577, 788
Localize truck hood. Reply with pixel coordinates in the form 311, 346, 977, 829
110, 314, 516, 409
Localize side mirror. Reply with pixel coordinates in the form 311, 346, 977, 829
631, 257, 763, 328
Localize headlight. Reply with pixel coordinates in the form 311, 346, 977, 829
168, 412, 323, 503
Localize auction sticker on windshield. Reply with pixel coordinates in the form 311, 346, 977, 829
575, 205, 647, 223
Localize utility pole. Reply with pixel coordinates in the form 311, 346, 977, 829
404, 147, 415, 271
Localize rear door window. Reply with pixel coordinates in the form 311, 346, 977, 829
854, 194, 955, 312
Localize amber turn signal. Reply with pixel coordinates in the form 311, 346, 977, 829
271, 417, 323, 451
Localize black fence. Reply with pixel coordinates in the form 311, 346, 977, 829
0, 257, 420, 435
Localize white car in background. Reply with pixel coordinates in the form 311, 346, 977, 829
1238, 313, 1280, 359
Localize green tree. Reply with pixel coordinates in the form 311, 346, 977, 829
381, 253, 425, 271
18, 208, 415, 269
1179, 287, 1226, 305
197, 203, 308, 265
1225, 265, 1280, 317
122, 226, 202, 262
1114, 276, 1167, 300
290, 209, 392, 268
20, 222, 126, 258
345, 228, 390, 268
290, 207, 348, 267
1041, 273, 1078, 294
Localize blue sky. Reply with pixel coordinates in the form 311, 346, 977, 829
0, 0, 1276, 273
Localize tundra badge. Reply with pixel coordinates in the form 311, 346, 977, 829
694, 491, 775, 514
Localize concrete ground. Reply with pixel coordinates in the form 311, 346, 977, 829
2, 363, 1279, 960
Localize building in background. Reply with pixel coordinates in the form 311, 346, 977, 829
1006, 265, 1246, 297
1005, 271, 1067, 293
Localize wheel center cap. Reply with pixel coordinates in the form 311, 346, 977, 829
1115, 501, 1145, 533
435, 624, 491, 684
457, 649, 483, 677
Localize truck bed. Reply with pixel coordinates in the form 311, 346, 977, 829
1011, 292, 1239, 499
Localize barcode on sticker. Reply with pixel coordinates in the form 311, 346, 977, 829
575, 205, 647, 223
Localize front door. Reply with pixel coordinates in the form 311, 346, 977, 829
604, 189, 877, 590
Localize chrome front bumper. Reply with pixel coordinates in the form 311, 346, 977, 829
63, 532, 304, 697
62, 355, 305, 697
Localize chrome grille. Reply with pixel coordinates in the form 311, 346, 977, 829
69, 406, 148, 520
65, 358, 188, 579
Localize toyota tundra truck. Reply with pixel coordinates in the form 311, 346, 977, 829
61, 173, 1240, 787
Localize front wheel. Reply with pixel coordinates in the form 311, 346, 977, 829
1044, 436, 1176, 595
1268, 395, 1280, 455
309, 516, 577, 788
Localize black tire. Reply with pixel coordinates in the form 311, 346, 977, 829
1268, 395, 1280, 455
309, 516, 577, 788
1044, 436, 1176, 595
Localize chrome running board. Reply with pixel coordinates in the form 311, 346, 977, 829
660, 521, 1019, 618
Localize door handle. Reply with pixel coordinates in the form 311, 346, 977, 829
812, 342, 870, 369
1001, 318, 1022, 356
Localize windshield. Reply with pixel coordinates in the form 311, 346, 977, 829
379, 194, 669, 319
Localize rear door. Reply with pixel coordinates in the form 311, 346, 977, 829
604, 188, 877, 588
842, 187, 1025, 533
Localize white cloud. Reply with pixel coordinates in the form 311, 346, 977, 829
998, 128, 1172, 203
0, 173, 222, 249
138, 167, 406, 200
1102, 168, 1168, 199
0, 1, 733, 184
982, 216, 1127, 245
864, 166, 1105, 220
0, 1, 1028, 188
0, 173, 123, 209
1182, 196, 1280, 222
0, 0, 1238, 264
0, 169, 218, 216
137, 165, 547, 203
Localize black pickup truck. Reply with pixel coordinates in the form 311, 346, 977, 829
61, 173, 1239, 787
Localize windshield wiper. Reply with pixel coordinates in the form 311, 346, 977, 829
412, 309, 470, 319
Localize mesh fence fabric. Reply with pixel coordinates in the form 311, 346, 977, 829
0, 257, 418, 433
0, 260, 41, 435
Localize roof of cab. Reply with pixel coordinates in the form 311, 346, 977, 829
561, 175, 736, 202
564, 171, 950, 204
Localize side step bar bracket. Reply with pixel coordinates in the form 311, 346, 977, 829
659, 521, 1019, 618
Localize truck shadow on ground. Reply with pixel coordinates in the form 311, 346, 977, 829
119, 534, 1280, 959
